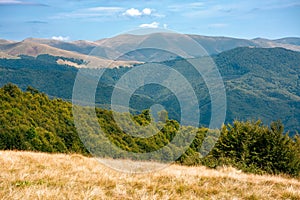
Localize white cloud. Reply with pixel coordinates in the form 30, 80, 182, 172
123, 8, 142, 17
139, 22, 159, 28
0, 0, 22, 4
54, 7, 160, 20
142, 8, 152, 15
123, 8, 155, 17
54, 6, 161, 20
87, 7, 122, 12
51, 36, 70, 41
163, 24, 168, 29
0, 0, 46, 5
168, 2, 204, 11
53, 6, 123, 19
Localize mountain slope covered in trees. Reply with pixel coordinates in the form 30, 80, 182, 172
0, 84, 299, 176
0, 47, 300, 132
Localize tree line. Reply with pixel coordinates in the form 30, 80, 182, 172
0, 84, 299, 176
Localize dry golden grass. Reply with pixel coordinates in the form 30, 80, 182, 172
0, 151, 299, 200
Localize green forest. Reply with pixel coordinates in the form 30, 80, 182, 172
1, 47, 300, 132
1, 84, 299, 177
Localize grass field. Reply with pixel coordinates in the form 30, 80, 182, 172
0, 151, 299, 200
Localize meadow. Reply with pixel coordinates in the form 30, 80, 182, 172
1, 151, 299, 200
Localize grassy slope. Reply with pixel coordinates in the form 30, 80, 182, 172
1, 151, 299, 200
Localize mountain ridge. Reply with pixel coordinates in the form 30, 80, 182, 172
1, 34, 300, 64
0, 39, 140, 68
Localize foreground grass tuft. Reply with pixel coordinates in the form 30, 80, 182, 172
0, 151, 299, 199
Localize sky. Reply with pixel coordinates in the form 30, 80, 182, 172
0, 0, 299, 41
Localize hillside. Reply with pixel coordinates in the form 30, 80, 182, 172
0, 40, 139, 68
1, 84, 299, 176
1, 47, 300, 132
0, 151, 299, 200
23, 38, 99, 55
214, 47, 300, 132
274, 37, 300, 46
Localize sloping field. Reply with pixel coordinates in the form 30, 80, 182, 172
0, 151, 299, 200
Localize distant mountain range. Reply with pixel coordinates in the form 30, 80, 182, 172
0, 43, 299, 133
1, 34, 300, 64
0, 38, 138, 68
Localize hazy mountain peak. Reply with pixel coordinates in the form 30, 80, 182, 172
1, 34, 300, 63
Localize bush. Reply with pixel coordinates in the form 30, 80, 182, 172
203, 120, 300, 176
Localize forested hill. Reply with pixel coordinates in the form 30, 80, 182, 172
0, 47, 300, 132
214, 47, 300, 132
0, 84, 86, 153
0, 84, 300, 176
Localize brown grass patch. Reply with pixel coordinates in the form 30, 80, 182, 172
0, 151, 299, 199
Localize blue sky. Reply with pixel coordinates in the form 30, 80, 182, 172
0, 0, 299, 41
